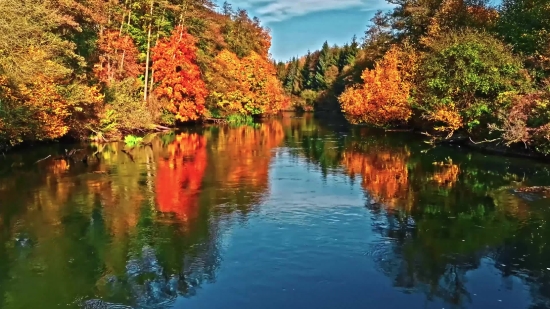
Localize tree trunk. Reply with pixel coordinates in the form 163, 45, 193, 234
149, 67, 155, 94
120, 50, 126, 71
119, 13, 125, 35
149, 8, 165, 97
120, 6, 132, 74
143, 0, 154, 102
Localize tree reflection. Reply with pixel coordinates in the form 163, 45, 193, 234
0, 119, 286, 308
1, 114, 550, 309
201, 120, 284, 216
156, 133, 207, 221
333, 127, 550, 307
282, 118, 550, 308
281, 112, 345, 176
342, 141, 411, 209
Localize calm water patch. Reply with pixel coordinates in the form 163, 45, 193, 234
1, 112, 550, 309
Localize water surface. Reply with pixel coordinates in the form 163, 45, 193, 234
1, 113, 550, 309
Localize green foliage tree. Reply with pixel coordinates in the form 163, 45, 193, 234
416, 30, 531, 134
301, 51, 313, 89
497, 0, 550, 56
221, 8, 271, 58
497, 0, 550, 79
284, 57, 302, 94
314, 41, 332, 90
276, 61, 288, 81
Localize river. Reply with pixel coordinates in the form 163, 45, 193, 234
1, 112, 550, 309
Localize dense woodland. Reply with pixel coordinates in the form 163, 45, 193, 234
0, 0, 289, 149
278, 0, 550, 155
2, 0, 550, 157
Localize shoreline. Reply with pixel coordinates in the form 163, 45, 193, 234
312, 109, 550, 163
2, 111, 550, 164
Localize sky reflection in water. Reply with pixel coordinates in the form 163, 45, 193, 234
1, 112, 550, 309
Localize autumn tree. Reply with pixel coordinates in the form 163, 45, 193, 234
152, 26, 208, 122
339, 46, 413, 126
94, 30, 141, 85
416, 30, 531, 135
242, 52, 290, 114
208, 50, 289, 116
0, 0, 103, 145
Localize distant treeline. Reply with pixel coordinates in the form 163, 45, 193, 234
277, 0, 550, 155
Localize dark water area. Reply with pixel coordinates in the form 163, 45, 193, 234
1, 112, 550, 309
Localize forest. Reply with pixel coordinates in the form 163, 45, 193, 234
1, 0, 550, 157
277, 0, 550, 156
0, 0, 289, 150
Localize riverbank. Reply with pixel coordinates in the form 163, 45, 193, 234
2, 110, 549, 164
312, 108, 550, 163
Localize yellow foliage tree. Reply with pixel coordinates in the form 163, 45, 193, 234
339, 46, 412, 126
208, 50, 289, 116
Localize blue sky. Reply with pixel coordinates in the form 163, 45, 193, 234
222, 0, 395, 61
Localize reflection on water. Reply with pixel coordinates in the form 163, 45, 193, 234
156, 133, 207, 221
1, 113, 550, 309
342, 140, 411, 209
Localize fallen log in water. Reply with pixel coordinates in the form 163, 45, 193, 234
204, 118, 228, 124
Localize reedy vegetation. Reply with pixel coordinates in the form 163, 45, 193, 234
278, 0, 550, 155
0, 0, 289, 147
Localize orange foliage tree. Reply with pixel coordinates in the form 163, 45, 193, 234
93, 30, 141, 85
20, 76, 72, 139
156, 133, 207, 221
339, 46, 412, 126
208, 50, 289, 116
152, 26, 208, 122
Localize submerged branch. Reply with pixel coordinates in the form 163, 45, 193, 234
152, 124, 172, 131
468, 137, 501, 145
34, 154, 51, 164
121, 149, 135, 162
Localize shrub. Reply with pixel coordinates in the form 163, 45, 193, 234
490, 85, 550, 154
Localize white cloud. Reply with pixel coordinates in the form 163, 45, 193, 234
229, 0, 392, 23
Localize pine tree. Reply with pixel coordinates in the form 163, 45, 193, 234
292, 57, 303, 93
338, 43, 350, 72
314, 41, 331, 90
301, 51, 312, 89
284, 57, 298, 93
348, 35, 359, 63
